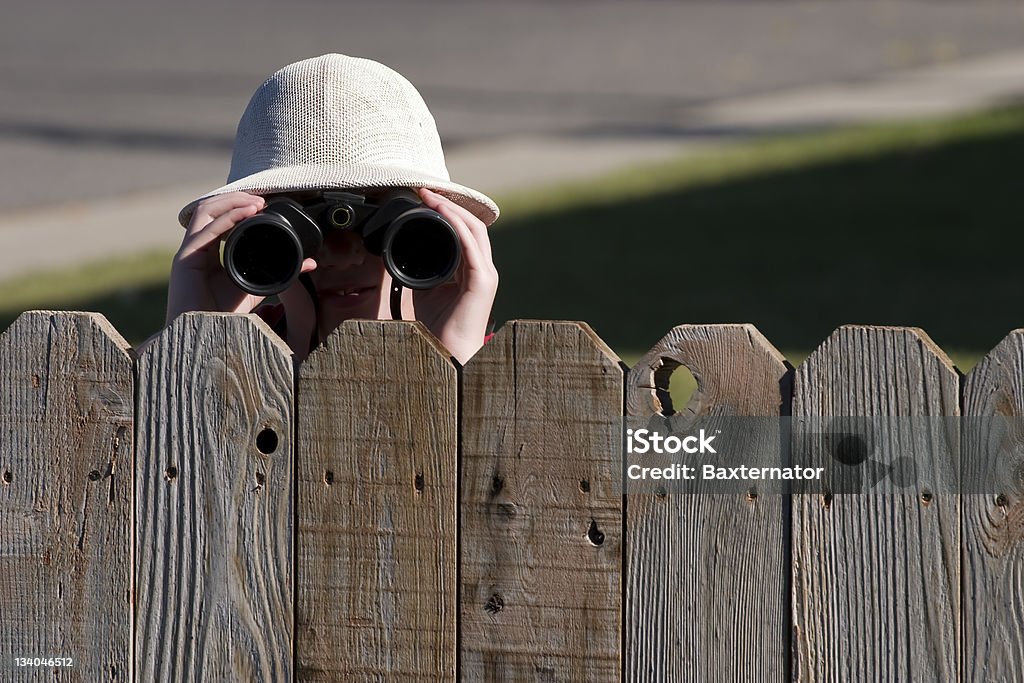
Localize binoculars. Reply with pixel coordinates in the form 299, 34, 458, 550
223, 189, 461, 296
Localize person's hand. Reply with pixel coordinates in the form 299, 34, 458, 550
411, 188, 498, 364
166, 191, 315, 324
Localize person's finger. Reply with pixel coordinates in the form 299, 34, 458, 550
418, 188, 493, 263
178, 204, 261, 261
419, 188, 484, 229
300, 258, 318, 274
431, 202, 497, 289
419, 187, 491, 259
192, 191, 264, 222
430, 200, 484, 269
187, 192, 265, 236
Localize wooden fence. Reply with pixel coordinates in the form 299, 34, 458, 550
0, 310, 1022, 681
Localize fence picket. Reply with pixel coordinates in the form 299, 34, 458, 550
460, 321, 623, 681
0, 311, 133, 681
135, 313, 293, 682
792, 325, 960, 681
296, 320, 458, 681
624, 324, 790, 682
962, 329, 1024, 682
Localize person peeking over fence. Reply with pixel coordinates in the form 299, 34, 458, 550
165, 54, 499, 364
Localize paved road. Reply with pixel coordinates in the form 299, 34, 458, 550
2, 0, 1023, 211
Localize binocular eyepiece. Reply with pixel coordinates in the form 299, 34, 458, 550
223, 189, 461, 296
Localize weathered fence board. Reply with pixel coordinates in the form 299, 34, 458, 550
461, 321, 623, 681
7, 310, 1024, 681
0, 312, 133, 681
793, 326, 960, 681
135, 313, 293, 682
962, 329, 1024, 682
625, 324, 790, 682
296, 321, 458, 681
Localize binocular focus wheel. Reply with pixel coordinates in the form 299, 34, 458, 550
330, 206, 355, 228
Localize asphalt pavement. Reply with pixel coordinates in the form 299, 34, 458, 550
1, 0, 1023, 278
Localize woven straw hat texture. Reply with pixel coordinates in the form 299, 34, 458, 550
178, 54, 498, 228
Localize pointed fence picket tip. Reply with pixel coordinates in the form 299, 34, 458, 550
465, 319, 622, 367
310, 318, 455, 365
0, 310, 132, 357
139, 311, 293, 358
627, 323, 788, 417
964, 328, 1024, 382
798, 324, 958, 373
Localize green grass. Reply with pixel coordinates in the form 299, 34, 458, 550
2, 105, 1023, 366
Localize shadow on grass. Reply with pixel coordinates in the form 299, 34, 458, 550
490, 121, 1024, 356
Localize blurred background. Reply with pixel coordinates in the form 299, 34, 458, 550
1, 0, 1023, 369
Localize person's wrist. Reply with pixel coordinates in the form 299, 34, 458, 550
436, 323, 488, 364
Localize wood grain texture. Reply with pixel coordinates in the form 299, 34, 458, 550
962, 329, 1024, 682
135, 313, 293, 682
461, 321, 623, 682
792, 325, 960, 682
624, 324, 790, 682
296, 320, 457, 681
0, 311, 133, 682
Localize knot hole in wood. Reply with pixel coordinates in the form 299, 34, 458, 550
650, 357, 698, 417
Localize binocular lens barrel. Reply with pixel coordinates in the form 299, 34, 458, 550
383, 210, 461, 290
223, 215, 305, 296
